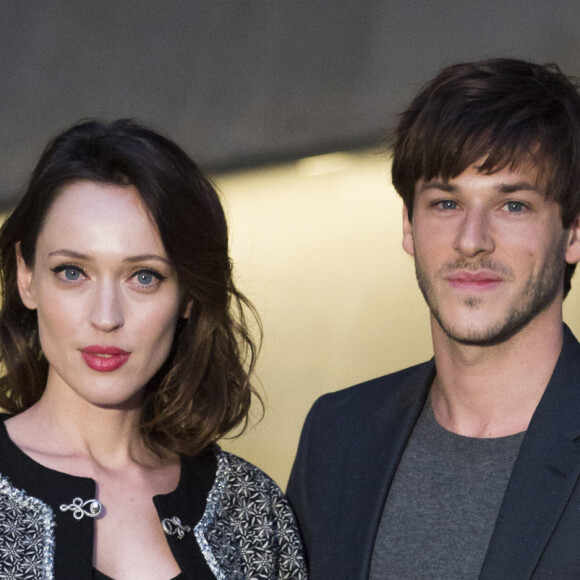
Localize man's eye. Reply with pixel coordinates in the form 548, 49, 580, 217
438, 200, 457, 210
505, 201, 525, 213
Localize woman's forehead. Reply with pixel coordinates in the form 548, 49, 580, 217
37, 181, 167, 259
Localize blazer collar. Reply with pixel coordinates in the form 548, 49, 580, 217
481, 324, 580, 579
335, 361, 434, 580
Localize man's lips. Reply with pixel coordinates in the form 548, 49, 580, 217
446, 270, 504, 290
80, 346, 130, 372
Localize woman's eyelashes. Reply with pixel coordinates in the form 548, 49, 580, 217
51, 264, 86, 283
51, 265, 167, 291
128, 269, 167, 291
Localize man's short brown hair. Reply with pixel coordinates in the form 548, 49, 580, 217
392, 58, 580, 296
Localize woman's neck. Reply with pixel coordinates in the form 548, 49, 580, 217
4, 387, 175, 474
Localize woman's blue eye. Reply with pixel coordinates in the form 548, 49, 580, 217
64, 268, 81, 281
135, 271, 155, 286
52, 265, 85, 283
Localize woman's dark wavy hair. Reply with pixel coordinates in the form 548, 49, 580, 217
391, 58, 580, 297
0, 119, 262, 456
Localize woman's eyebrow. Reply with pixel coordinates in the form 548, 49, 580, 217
123, 254, 171, 265
47, 249, 90, 259
47, 249, 170, 265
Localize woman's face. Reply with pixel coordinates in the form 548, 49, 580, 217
16, 180, 187, 409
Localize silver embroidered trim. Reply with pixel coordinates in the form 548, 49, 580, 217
0, 474, 56, 579
162, 516, 191, 539
194, 449, 307, 580
59, 497, 102, 520
194, 451, 229, 580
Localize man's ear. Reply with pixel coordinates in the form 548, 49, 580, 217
565, 214, 580, 265
15, 243, 37, 310
402, 204, 415, 257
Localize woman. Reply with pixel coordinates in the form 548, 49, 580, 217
0, 120, 306, 579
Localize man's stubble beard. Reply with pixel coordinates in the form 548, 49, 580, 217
414, 238, 568, 347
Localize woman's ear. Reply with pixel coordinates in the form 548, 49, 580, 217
181, 298, 192, 319
15, 243, 37, 310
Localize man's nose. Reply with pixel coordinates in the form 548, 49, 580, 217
453, 207, 495, 258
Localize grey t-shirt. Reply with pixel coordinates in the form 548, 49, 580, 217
369, 396, 525, 580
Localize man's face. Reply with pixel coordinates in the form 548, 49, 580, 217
403, 163, 580, 346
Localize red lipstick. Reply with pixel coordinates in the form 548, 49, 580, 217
81, 346, 130, 372
447, 270, 503, 291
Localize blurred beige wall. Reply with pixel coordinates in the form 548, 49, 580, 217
217, 150, 580, 489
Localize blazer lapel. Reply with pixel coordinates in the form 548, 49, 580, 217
480, 326, 580, 580
335, 361, 434, 580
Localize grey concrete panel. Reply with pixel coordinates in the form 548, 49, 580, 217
1, 1, 579, 206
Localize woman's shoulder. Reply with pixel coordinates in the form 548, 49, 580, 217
204, 446, 302, 542
214, 448, 281, 488
208, 447, 289, 512
197, 448, 307, 579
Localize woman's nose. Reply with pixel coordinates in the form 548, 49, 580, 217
89, 282, 124, 331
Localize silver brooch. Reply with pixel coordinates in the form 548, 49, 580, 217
59, 497, 102, 520
162, 516, 191, 539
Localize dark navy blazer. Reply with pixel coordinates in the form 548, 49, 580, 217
287, 325, 580, 579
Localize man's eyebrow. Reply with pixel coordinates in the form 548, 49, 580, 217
418, 181, 456, 193
418, 180, 543, 195
497, 181, 542, 194
47, 249, 170, 264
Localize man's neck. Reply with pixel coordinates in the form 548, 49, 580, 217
430, 308, 564, 438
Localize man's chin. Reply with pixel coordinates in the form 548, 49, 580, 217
434, 315, 525, 347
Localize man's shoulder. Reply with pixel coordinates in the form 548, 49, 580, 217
288, 359, 435, 501
310, 359, 434, 419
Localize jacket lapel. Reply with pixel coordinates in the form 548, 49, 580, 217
335, 361, 434, 580
480, 326, 580, 579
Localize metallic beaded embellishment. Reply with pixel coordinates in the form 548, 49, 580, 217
0, 474, 56, 579
194, 449, 308, 580
59, 497, 102, 520
162, 516, 191, 539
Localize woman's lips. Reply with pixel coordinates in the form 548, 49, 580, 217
80, 346, 130, 372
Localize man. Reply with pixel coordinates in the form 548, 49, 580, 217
287, 58, 580, 579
